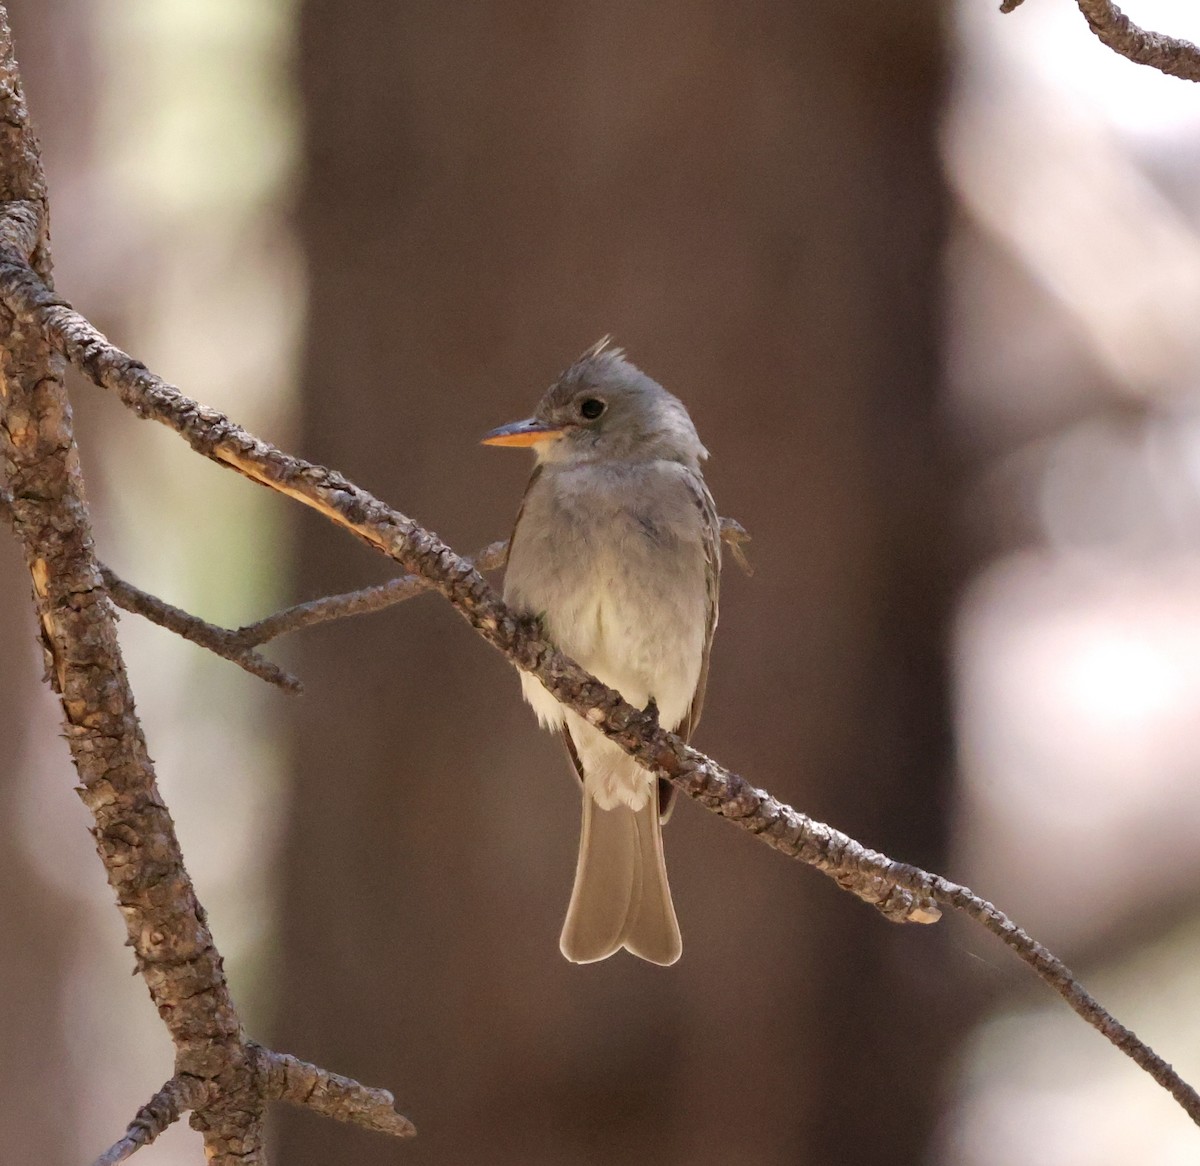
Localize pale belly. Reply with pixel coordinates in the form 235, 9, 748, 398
517, 575, 707, 810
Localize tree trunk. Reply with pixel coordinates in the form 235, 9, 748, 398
0, 5, 97, 1161
278, 3, 963, 1162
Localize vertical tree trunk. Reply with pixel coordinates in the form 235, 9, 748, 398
278, 3, 962, 1162
0, 541, 78, 1166
0, 6, 97, 1161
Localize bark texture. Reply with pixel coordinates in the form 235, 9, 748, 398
0, 8, 248, 1156
0, 9, 412, 1162
0, 4, 91, 1160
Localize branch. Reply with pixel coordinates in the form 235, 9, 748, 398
1001, 0, 1200, 82
230, 538, 510, 648
99, 565, 303, 693
90, 1075, 212, 1166
262, 1047, 416, 1138
1, 277, 933, 915
3, 251, 1197, 1124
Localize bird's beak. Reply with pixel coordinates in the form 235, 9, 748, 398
481, 418, 566, 447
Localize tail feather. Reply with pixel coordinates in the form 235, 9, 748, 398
559, 796, 681, 966
622, 797, 682, 966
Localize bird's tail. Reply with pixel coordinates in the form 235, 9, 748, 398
559, 794, 682, 966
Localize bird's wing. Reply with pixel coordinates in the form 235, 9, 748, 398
659, 469, 721, 822
559, 724, 586, 783
503, 461, 543, 570
506, 464, 589, 787
680, 471, 721, 742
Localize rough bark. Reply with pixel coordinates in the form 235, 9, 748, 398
0, 9, 411, 1162
0, 9, 249, 1158
0, 4, 91, 1160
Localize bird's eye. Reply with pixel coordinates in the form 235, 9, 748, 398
579, 398, 606, 420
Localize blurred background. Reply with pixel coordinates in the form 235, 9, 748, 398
2, 1, 1200, 1162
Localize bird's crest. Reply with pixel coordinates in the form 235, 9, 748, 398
580, 335, 624, 363
557, 336, 628, 389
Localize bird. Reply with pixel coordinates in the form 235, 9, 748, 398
482, 338, 720, 966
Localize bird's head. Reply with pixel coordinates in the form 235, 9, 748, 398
482, 338, 707, 468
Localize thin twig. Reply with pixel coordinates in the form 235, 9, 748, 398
231, 539, 509, 648
97, 523, 746, 681
1002, 0, 1200, 82
4, 266, 1196, 1125
929, 877, 1196, 1114
90, 1075, 212, 1166
263, 1048, 416, 1138
99, 565, 302, 693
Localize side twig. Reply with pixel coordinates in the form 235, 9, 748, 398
234, 518, 749, 649
262, 1047, 417, 1138
231, 539, 509, 648
1001, 0, 1200, 82
90, 1075, 213, 1166
99, 565, 302, 693
3, 243, 1198, 1124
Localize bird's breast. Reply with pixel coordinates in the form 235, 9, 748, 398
503, 462, 709, 728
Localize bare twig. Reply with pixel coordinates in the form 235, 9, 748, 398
94, 515, 746, 691
263, 1048, 416, 1138
1002, 0, 1200, 82
99, 565, 302, 692
94, 526, 747, 694
90, 1075, 212, 1166
231, 539, 509, 648
3, 252, 1197, 1124
9, 488, 303, 693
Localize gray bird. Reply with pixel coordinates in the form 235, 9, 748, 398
483, 339, 720, 965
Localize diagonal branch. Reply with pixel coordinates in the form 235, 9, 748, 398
2, 250, 1197, 1124
1001, 0, 1200, 82
2, 270, 938, 922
